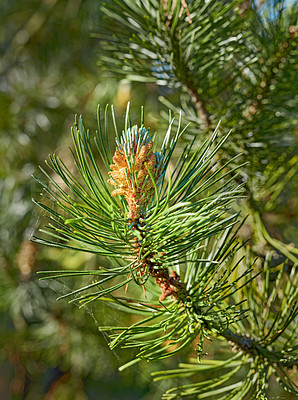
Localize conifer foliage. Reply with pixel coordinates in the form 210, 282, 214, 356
32, 0, 297, 399
34, 105, 297, 399
97, 0, 298, 263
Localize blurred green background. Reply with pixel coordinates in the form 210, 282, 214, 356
0, 1, 296, 399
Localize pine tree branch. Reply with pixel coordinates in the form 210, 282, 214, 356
222, 328, 297, 369
253, 211, 298, 264
33, 99, 298, 397
162, 5, 213, 130
186, 82, 213, 129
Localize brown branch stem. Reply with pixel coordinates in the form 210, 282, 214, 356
221, 328, 297, 369
131, 220, 185, 302
187, 84, 213, 129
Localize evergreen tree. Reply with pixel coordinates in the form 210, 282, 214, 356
1, 0, 297, 399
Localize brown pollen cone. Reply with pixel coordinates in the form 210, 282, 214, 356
108, 139, 157, 221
